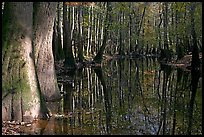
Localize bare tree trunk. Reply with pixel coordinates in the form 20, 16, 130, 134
163, 2, 168, 50
33, 2, 61, 101
93, 2, 112, 64
128, 3, 133, 54
2, 2, 50, 122
87, 6, 92, 56
52, 2, 64, 61
190, 3, 200, 69
63, 3, 76, 69
77, 6, 85, 63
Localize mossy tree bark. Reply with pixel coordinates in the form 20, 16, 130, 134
33, 2, 61, 101
2, 2, 50, 122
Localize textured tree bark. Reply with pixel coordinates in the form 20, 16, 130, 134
2, 2, 50, 122
33, 2, 61, 101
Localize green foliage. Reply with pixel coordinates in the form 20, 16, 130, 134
62, 2, 201, 60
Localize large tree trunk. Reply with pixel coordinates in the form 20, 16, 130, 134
2, 2, 50, 122
33, 2, 61, 101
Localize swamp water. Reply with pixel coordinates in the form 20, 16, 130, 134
21, 57, 202, 135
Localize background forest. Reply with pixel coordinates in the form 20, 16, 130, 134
52, 2, 202, 66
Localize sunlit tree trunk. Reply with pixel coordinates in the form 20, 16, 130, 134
2, 2, 50, 122
128, 3, 133, 54
163, 2, 168, 50
158, 5, 162, 52
119, 9, 125, 56
33, 2, 61, 101
56, 2, 64, 61
87, 6, 92, 56
77, 6, 85, 63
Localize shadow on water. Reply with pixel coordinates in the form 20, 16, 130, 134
20, 57, 202, 135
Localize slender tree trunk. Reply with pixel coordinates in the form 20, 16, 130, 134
52, 3, 64, 61
119, 9, 125, 56
128, 3, 132, 54
52, 17, 58, 60
190, 3, 200, 69
135, 5, 146, 53
77, 6, 85, 63
63, 3, 76, 69
163, 2, 168, 50
93, 2, 111, 63
158, 5, 162, 52
87, 6, 92, 56
56, 2, 64, 61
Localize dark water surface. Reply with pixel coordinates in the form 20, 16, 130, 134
22, 57, 202, 135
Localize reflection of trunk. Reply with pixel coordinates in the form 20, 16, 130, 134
94, 68, 111, 134
158, 65, 172, 135
127, 59, 132, 122
118, 59, 125, 109
63, 82, 73, 115
160, 70, 167, 135
187, 69, 200, 135
157, 70, 161, 100
172, 68, 183, 135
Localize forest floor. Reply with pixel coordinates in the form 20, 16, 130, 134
2, 53, 202, 135
2, 121, 33, 135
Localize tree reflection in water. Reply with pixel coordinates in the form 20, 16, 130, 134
21, 58, 202, 135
